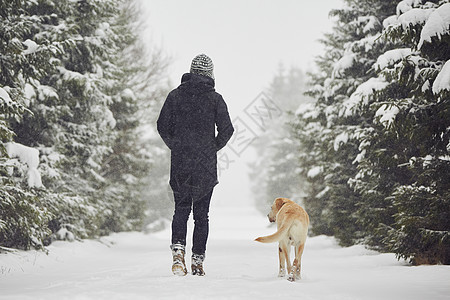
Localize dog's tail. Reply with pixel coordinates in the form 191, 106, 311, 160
255, 221, 291, 243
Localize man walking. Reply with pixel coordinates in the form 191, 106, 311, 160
157, 54, 234, 276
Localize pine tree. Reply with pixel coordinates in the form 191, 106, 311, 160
7, 0, 122, 240
298, 0, 449, 264
97, 1, 170, 233
0, 0, 60, 249
1, 0, 170, 249
368, 0, 450, 264
293, 0, 399, 245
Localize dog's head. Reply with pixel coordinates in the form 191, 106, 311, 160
267, 197, 290, 223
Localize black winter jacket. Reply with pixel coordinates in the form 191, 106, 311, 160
157, 73, 234, 196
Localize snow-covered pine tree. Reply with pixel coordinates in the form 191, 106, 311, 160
300, 0, 449, 264
7, 0, 122, 240
1, 0, 170, 249
97, 1, 170, 233
0, 0, 61, 249
291, 102, 334, 236
364, 0, 450, 264
295, 0, 399, 246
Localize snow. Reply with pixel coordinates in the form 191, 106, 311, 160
104, 108, 116, 128
333, 131, 349, 151
432, 59, 450, 94
359, 16, 380, 33
396, 0, 422, 16
418, 3, 450, 49
397, 8, 435, 29
422, 79, 430, 92
91, 105, 116, 129
55, 228, 75, 242
332, 53, 356, 78
0, 87, 13, 106
307, 165, 323, 178
95, 22, 110, 37
383, 15, 398, 28
353, 35, 379, 52
341, 77, 389, 116
121, 88, 136, 100
24, 83, 36, 106
86, 157, 101, 169
0, 204, 449, 300
374, 48, 412, 70
5, 142, 43, 188
58, 66, 85, 82
316, 186, 330, 198
22, 39, 39, 55
295, 102, 318, 118
353, 149, 367, 164
375, 104, 400, 128
89, 169, 106, 183
439, 155, 450, 161
37, 85, 59, 101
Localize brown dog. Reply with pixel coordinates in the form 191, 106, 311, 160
255, 197, 309, 282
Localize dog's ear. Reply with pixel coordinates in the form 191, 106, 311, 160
275, 198, 286, 211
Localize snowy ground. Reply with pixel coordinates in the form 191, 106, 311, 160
0, 204, 449, 300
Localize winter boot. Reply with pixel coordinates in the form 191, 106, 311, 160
171, 244, 187, 276
191, 253, 205, 276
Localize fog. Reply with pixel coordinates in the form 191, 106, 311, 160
140, 0, 342, 207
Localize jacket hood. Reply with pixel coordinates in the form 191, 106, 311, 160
178, 73, 215, 95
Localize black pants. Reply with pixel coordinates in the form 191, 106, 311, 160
171, 188, 213, 255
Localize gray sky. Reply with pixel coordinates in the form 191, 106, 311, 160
141, 0, 342, 111
140, 0, 342, 206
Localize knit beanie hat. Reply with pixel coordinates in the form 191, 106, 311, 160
190, 54, 214, 80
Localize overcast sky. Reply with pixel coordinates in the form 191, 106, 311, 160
141, 0, 342, 110
140, 0, 343, 205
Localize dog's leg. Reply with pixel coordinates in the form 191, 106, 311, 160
296, 243, 305, 278
278, 242, 286, 277
283, 242, 291, 275
288, 243, 304, 282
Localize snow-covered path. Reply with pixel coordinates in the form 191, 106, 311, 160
0, 205, 449, 300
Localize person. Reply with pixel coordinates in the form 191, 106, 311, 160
157, 54, 234, 276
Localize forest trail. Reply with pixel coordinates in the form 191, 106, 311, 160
0, 203, 449, 300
